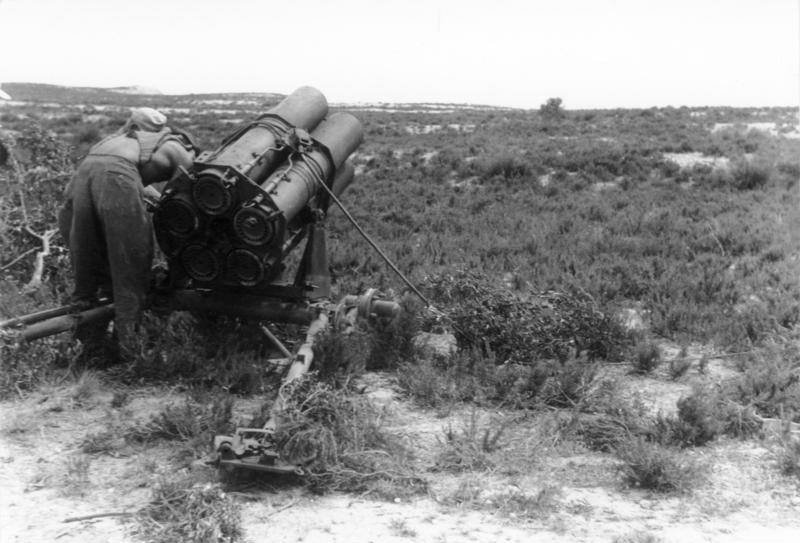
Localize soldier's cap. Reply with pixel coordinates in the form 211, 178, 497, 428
129, 107, 167, 132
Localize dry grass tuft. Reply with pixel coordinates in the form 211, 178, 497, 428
777, 437, 800, 478
136, 475, 242, 543
615, 437, 701, 492
60, 454, 92, 497
273, 374, 426, 495
432, 410, 507, 473
125, 394, 233, 448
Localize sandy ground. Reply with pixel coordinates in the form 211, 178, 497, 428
1, 356, 799, 543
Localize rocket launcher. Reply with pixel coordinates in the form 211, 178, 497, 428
152, 87, 362, 297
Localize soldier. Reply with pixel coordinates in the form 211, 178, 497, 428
58, 108, 196, 359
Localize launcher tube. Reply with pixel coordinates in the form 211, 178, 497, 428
205, 86, 328, 182
263, 113, 364, 222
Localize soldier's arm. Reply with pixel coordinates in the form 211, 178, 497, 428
140, 140, 195, 185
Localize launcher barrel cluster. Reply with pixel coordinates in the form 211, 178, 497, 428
153, 87, 363, 290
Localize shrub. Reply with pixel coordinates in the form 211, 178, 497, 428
492, 486, 563, 520
313, 328, 370, 386
540, 97, 565, 120
397, 347, 602, 411
365, 293, 423, 370
730, 160, 771, 190
80, 430, 122, 455
125, 394, 234, 446
432, 410, 507, 473
481, 154, 531, 180
654, 385, 762, 447
0, 338, 73, 398
60, 454, 92, 497
423, 271, 629, 364
668, 358, 692, 380
631, 341, 661, 374
117, 313, 281, 394
615, 437, 700, 492
396, 356, 469, 409
273, 375, 425, 495
662, 391, 727, 447
537, 356, 600, 408
574, 384, 651, 452
778, 437, 800, 478
730, 345, 800, 421
136, 476, 242, 543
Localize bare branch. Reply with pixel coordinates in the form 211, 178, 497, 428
0, 247, 37, 272
24, 228, 57, 292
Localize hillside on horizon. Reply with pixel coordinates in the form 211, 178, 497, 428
7, 81, 789, 113
0, 82, 287, 108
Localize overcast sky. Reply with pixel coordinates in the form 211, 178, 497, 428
0, 0, 797, 109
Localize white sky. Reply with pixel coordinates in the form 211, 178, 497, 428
0, 0, 798, 109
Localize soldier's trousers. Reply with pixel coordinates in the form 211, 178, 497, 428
58, 155, 153, 351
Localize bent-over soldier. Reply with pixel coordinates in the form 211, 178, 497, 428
58, 108, 196, 358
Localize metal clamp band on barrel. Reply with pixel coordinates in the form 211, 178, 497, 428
358, 288, 378, 319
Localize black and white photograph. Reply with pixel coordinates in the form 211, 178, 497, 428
0, 1, 799, 541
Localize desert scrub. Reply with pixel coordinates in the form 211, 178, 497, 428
480, 153, 533, 181
0, 280, 76, 397
117, 312, 282, 394
432, 410, 507, 473
273, 374, 425, 495
573, 382, 652, 452
630, 341, 661, 374
729, 344, 800, 421
136, 476, 242, 543
364, 293, 423, 370
397, 348, 601, 411
312, 327, 371, 386
777, 437, 800, 478
0, 338, 74, 398
396, 346, 498, 409
656, 385, 761, 447
615, 437, 700, 492
422, 271, 629, 363
730, 159, 772, 190
59, 454, 92, 497
125, 394, 233, 447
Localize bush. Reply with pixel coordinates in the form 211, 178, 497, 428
731, 160, 771, 190
432, 410, 506, 473
662, 391, 727, 447
537, 356, 600, 408
631, 341, 661, 374
778, 437, 800, 478
615, 437, 700, 492
668, 356, 692, 380
730, 345, 800, 421
573, 383, 651, 452
653, 385, 762, 447
273, 375, 425, 495
118, 313, 281, 394
313, 328, 370, 386
396, 354, 482, 409
540, 97, 565, 120
481, 154, 531, 180
125, 394, 234, 446
423, 271, 629, 364
136, 476, 242, 543
365, 293, 423, 370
